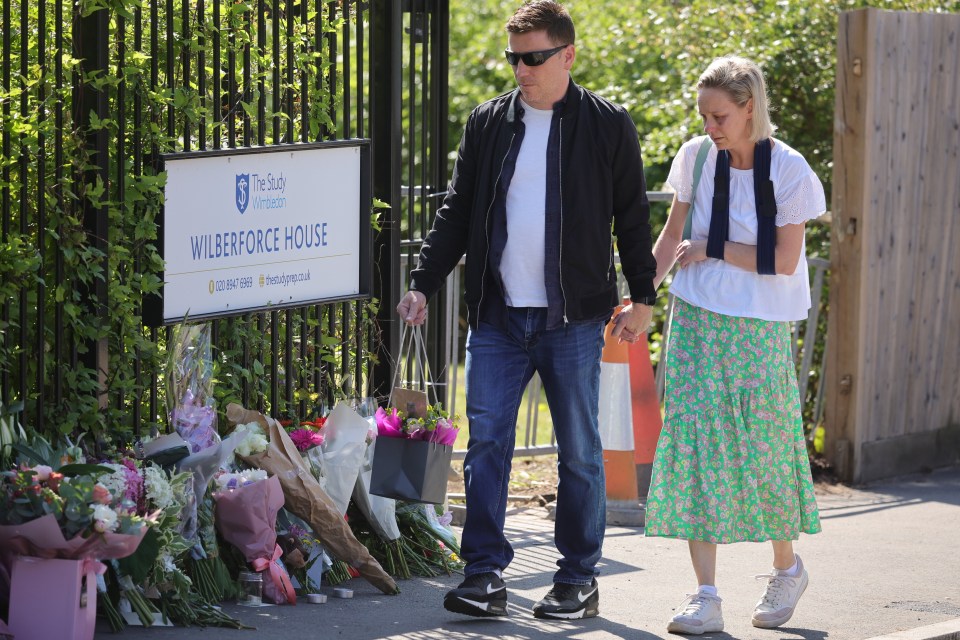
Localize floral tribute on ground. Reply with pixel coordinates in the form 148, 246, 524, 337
0, 324, 464, 634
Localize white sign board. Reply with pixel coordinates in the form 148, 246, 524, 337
152, 142, 369, 324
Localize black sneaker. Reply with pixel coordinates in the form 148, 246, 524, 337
532, 579, 600, 619
443, 572, 508, 617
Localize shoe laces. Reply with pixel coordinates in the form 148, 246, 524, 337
462, 572, 501, 589
676, 592, 719, 617
546, 582, 582, 601
754, 572, 797, 607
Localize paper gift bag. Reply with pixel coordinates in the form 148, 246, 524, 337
8, 556, 99, 640
370, 436, 453, 504
389, 325, 435, 419
390, 388, 427, 420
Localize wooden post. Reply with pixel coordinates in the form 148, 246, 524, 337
827, 9, 960, 483
826, 9, 874, 483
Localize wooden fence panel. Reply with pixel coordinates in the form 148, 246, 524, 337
827, 8, 960, 483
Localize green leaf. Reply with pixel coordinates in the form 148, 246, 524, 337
117, 526, 162, 583
11, 443, 48, 466
58, 463, 114, 477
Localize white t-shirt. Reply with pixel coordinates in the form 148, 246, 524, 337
501, 100, 553, 307
667, 135, 827, 322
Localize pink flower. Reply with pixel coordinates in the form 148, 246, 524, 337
430, 419, 458, 446
375, 407, 404, 438
289, 428, 325, 451
92, 483, 113, 504
119, 460, 143, 505
31, 465, 53, 481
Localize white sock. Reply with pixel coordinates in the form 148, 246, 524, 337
492, 568, 503, 578
776, 557, 799, 576
697, 584, 718, 596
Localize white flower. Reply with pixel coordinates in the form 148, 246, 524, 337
160, 552, 177, 574
234, 423, 269, 457
97, 464, 128, 502
215, 468, 268, 490
144, 466, 175, 510
214, 472, 242, 490
242, 469, 268, 484
93, 504, 119, 532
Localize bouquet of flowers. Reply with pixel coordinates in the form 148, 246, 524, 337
225, 402, 398, 595
166, 322, 219, 454
214, 472, 296, 605
375, 403, 459, 445
369, 404, 459, 505
0, 465, 151, 640
0, 464, 151, 551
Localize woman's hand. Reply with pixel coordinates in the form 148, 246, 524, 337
676, 239, 707, 268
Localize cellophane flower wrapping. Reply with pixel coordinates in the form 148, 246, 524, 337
352, 437, 401, 542
165, 322, 220, 454
312, 403, 369, 516
0, 467, 151, 559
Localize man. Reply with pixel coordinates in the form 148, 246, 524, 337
396, 0, 655, 620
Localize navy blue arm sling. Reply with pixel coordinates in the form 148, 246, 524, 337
697, 138, 778, 275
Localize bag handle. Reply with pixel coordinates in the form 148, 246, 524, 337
682, 136, 714, 241
388, 324, 439, 407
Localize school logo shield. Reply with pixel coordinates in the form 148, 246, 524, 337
235, 173, 250, 214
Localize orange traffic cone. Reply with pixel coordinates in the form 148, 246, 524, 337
628, 333, 663, 499
597, 307, 644, 526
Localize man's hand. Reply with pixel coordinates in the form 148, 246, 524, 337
610, 302, 654, 344
397, 290, 428, 326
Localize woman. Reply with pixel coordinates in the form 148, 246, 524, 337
645, 55, 823, 634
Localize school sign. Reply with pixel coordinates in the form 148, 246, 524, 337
148, 141, 371, 325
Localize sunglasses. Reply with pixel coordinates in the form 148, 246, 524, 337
504, 44, 569, 67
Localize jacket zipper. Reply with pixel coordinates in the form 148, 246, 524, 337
558, 117, 569, 324
608, 238, 615, 282
477, 133, 515, 324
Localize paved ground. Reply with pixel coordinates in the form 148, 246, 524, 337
99, 466, 960, 640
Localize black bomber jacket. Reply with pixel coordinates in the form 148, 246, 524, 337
410, 78, 656, 328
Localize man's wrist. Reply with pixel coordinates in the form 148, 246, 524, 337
632, 295, 657, 306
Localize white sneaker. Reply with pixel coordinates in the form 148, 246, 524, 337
667, 592, 724, 635
752, 554, 810, 628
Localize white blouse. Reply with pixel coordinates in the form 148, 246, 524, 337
666, 135, 827, 322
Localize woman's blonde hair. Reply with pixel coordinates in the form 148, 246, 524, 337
697, 56, 776, 142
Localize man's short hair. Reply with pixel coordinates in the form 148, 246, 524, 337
505, 1, 575, 46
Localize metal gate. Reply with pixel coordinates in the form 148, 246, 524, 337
0, 0, 449, 440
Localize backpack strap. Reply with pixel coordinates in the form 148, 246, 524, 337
754, 138, 777, 275
682, 137, 713, 241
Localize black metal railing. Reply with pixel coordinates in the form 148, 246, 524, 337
0, 0, 444, 440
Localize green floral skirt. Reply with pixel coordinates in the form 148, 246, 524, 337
645, 298, 821, 543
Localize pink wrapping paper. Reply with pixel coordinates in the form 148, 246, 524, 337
0, 514, 147, 561
0, 516, 144, 638
214, 474, 296, 605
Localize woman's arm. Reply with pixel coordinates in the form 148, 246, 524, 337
676, 221, 807, 275
652, 193, 690, 289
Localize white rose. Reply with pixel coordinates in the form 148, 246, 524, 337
93, 504, 119, 532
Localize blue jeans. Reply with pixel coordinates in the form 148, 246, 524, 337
461, 307, 606, 585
